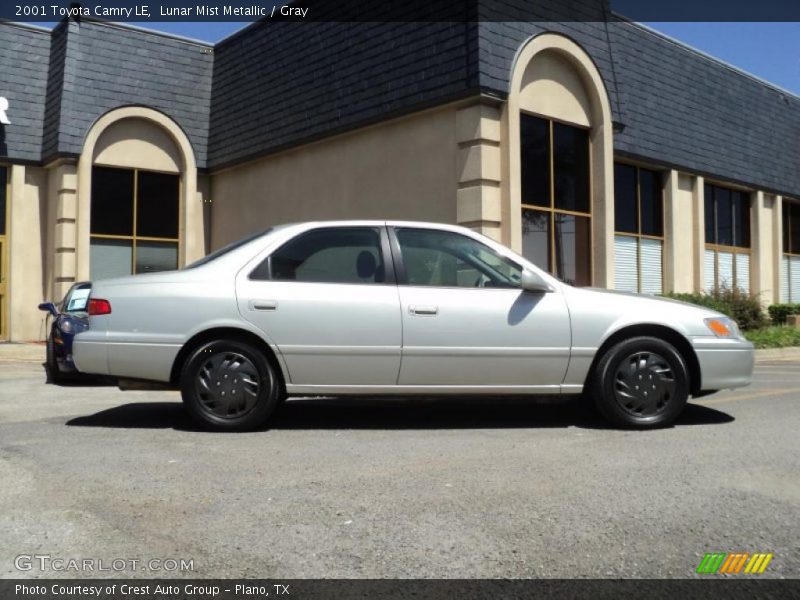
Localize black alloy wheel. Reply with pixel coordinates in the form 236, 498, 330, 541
181, 339, 282, 431
591, 336, 689, 428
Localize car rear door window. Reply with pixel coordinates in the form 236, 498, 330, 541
252, 227, 387, 284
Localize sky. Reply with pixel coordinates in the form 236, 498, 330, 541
24, 21, 800, 96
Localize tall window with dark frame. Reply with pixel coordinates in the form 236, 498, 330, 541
704, 184, 751, 293
90, 166, 180, 280
613, 164, 664, 294
520, 113, 591, 287
782, 200, 800, 303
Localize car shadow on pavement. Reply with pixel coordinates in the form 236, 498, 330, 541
65, 398, 734, 432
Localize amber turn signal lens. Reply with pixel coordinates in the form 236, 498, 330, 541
705, 318, 732, 337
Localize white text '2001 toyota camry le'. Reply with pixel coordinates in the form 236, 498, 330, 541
73, 221, 754, 431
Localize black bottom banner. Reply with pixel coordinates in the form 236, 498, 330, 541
1, 579, 798, 600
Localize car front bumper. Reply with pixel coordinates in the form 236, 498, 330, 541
691, 337, 755, 391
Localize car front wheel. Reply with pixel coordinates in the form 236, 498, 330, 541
591, 336, 689, 429
180, 339, 282, 431
45, 335, 64, 384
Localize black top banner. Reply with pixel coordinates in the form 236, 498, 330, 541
4, 0, 800, 23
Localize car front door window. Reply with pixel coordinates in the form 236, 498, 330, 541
395, 228, 521, 288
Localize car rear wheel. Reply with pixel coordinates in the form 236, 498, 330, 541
591, 336, 689, 429
180, 339, 282, 431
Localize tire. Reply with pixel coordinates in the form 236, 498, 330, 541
590, 336, 689, 429
45, 335, 64, 384
180, 339, 283, 431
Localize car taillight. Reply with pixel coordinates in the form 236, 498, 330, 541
88, 298, 112, 316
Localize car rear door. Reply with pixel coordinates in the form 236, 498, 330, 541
236, 225, 402, 388
391, 226, 571, 389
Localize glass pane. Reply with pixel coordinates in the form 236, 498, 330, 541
717, 251, 734, 289
732, 191, 750, 248
0, 167, 7, 236
704, 185, 715, 244
784, 202, 792, 254
270, 228, 384, 284
137, 171, 180, 239
790, 202, 800, 255
704, 249, 716, 293
790, 255, 800, 303
136, 241, 178, 274
520, 114, 550, 207
521, 209, 551, 272
614, 164, 637, 234
639, 169, 663, 236
91, 167, 134, 236
553, 122, 590, 213
715, 187, 733, 247
640, 238, 663, 295
614, 235, 638, 293
735, 252, 750, 294
90, 238, 132, 280
554, 213, 591, 286
396, 228, 521, 288
781, 255, 790, 302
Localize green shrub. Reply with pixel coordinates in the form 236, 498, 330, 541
745, 326, 800, 349
662, 287, 767, 331
767, 303, 800, 326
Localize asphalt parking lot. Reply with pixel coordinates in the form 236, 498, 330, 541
0, 351, 798, 579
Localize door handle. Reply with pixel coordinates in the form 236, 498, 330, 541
410, 305, 438, 316
249, 300, 278, 311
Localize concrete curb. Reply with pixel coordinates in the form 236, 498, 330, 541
753, 346, 800, 363
2, 341, 800, 364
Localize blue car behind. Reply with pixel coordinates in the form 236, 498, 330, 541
38, 282, 91, 382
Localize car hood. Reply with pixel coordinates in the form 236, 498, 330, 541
581, 287, 720, 311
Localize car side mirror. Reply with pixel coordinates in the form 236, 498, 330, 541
38, 302, 58, 317
520, 269, 553, 293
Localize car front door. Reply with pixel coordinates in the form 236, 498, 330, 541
391, 226, 571, 390
237, 226, 402, 388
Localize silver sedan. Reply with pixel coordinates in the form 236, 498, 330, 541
73, 221, 754, 431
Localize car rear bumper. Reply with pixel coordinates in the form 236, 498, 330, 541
73, 331, 179, 383
692, 337, 755, 391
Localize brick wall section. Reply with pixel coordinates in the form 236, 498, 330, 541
47, 20, 214, 167
608, 19, 800, 197
208, 15, 479, 168
42, 22, 69, 161
0, 23, 50, 162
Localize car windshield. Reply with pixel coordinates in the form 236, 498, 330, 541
184, 228, 274, 269
62, 284, 91, 313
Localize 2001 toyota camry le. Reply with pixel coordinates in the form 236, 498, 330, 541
73, 220, 754, 431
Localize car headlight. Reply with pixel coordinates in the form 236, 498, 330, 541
704, 317, 741, 339
59, 319, 74, 334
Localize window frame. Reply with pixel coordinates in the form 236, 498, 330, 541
249, 225, 396, 286
89, 165, 181, 276
519, 111, 593, 286
704, 183, 752, 292
613, 161, 665, 294
388, 226, 524, 290
783, 199, 800, 258
783, 199, 800, 303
